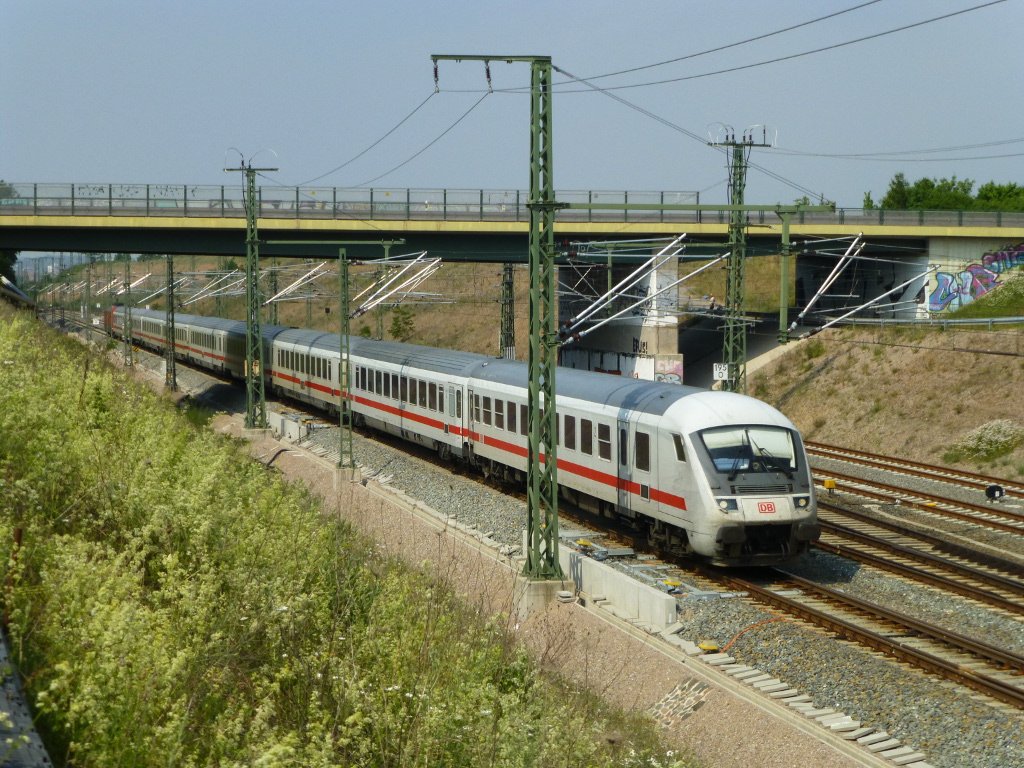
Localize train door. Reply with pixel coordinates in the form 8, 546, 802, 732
617, 418, 631, 514
466, 386, 476, 460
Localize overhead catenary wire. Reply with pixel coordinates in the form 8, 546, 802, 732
562, 0, 885, 84
355, 93, 491, 188
552, 64, 827, 201
295, 92, 437, 186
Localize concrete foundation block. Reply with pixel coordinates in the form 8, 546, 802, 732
515, 576, 577, 622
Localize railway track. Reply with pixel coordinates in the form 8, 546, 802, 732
816, 504, 1024, 613
708, 568, 1024, 711
808, 441, 1024, 497
814, 467, 1024, 534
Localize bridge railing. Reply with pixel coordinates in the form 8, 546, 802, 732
2, 183, 1024, 228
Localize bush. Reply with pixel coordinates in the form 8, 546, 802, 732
0, 306, 689, 768
948, 419, 1024, 461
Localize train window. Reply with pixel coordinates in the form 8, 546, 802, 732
473, 394, 480, 422
383, 372, 391, 398
672, 434, 686, 462
564, 415, 576, 450
328, 361, 332, 381
636, 431, 651, 472
494, 399, 504, 430
400, 376, 408, 403
581, 419, 593, 455
482, 396, 492, 426
418, 380, 427, 409
520, 404, 528, 436
620, 428, 628, 463
428, 383, 437, 411
507, 401, 516, 434
391, 374, 399, 398
598, 423, 612, 461
456, 390, 463, 419
375, 370, 382, 394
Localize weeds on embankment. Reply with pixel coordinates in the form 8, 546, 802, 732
0, 305, 692, 768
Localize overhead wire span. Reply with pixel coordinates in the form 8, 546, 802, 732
552, 64, 826, 201
355, 92, 492, 188
562, 0, 885, 84
296, 92, 437, 186
551, 0, 1010, 94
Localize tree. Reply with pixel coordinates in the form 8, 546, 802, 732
865, 173, 1024, 211
0, 180, 20, 282
389, 305, 415, 342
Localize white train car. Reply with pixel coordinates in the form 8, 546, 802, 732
108, 307, 819, 566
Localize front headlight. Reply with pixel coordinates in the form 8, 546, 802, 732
795, 495, 810, 508
716, 498, 739, 512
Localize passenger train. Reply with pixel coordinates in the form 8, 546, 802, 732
107, 306, 820, 566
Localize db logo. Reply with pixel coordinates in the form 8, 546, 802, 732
757, 501, 776, 514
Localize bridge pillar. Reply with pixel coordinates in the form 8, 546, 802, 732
559, 257, 683, 382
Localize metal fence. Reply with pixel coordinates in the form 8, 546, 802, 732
3, 182, 1024, 228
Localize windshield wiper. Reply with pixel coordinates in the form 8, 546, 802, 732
727, 430, 749, 481
749, 436, 794, 479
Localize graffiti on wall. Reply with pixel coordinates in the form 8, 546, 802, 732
929, 242, 1024, 313
654, 354, 684, 384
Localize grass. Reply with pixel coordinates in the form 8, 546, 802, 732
0, 303, 694, 768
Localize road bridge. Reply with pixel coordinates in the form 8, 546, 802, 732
6, 182, 1023, 386
2, 182, 1023, 262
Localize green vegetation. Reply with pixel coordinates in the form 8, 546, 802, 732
0, 305, 689, 768
863, 173, 1024, 211
944, 419, 1024, 464
949, 271, 1024, 319
389, 304, 416, 342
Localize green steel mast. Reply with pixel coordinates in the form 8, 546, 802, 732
500, 262, 515, 359
123, 257, 133, 367
432, 54, 564, 580
165, 253, 177, 391
225, 162, 277, 429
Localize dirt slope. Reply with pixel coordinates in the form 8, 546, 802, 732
749, 325, 1024, 479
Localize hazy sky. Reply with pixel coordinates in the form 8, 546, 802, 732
3, 0, 1021, 207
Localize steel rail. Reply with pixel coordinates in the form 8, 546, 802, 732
816, 517, 1024, 613
808, 441, 1024, 496
717, 572, 1024, 709
817, 501, 1024, 577
817, 470, 1024, 533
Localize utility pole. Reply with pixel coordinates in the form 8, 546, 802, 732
123, 257, 133, 367
374, 242, 395, 339
500, 262, 516, 359
711, 131, 769, 394
267, 239, 403, 473
83, 256, 92, 322
268, 257, 279, 326
224, 162, 277, 429
433, 54, 565, 580
165, 254, 177, 391
777, 212, 794, 344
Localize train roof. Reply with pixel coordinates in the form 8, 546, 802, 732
278, 328, 493, 378
121, 308, 290, 337
121, 310, 787, 424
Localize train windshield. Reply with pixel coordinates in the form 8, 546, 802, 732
699, 426, 797, 478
